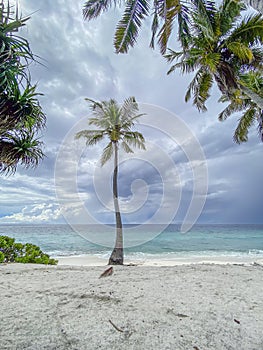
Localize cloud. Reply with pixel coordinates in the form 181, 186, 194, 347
0, 203, 63, 223
0, 0, 262, 225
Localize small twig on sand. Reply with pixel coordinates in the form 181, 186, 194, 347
109, 319, 124, 332
109, 320, 133, 339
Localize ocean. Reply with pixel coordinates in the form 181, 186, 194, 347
0, 224, 263, 261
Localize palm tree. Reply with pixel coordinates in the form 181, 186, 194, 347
82, 0, 263, 54
165, 0, 263, 119
0, 1, 45, 174
75, 97, 146, 265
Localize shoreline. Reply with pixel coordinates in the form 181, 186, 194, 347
57, 254, 263, 266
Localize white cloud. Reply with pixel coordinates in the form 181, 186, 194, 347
0, 203, 62, 223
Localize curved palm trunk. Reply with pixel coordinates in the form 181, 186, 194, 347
243, 0, 263, 14
240, 86, 263, 110
108, 141, 124, 265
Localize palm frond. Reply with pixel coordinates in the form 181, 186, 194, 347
191, 0, 216, 39
75, 129, 106, 146
218, 96, 247, 121
226, 41, 254, 63
200, 52, 221, 73
101, 141, 113, 166
157, 0, 181, 55
83, 0, 118, 20
120, 96, 138, 121
249, 47, 263, 70
114, 0, 149, 53
219, 0, 244, 35
185, 68, 213, 112
121, 113, 145, 130
150, 0, 160, 49
177, 4, 191, 50
122, 131, 146, 150
85, 97, 103, 110
228, 14, 263, 46
234, 107, 257, 143
164, 49, 184, 63
167, 49, 203, 74
121, 141, 134, 153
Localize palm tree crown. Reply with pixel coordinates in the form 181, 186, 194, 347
75, 97, 146, 165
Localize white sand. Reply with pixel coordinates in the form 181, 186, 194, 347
1, 262, 263, 350
57, 254, 263, 266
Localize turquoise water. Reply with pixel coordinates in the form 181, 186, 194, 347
0, 224, 263, 260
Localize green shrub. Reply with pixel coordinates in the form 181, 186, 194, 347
0, 235, 57, 265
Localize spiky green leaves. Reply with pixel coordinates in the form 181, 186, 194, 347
0, 2, 45, 174
165, 0, 263, 122
155, 0, 181, 54
234, 107, 259, 143
185, 68, 214, 111
83, 0, 116, 19
228, 14, 263, 45
114, 0, 150, 53
75, 97, 146, 166
0, 132, 44, 174
218, 71, 263, 143
101, 142, 114, 166
219, 0, 245, 34
83, 0, 192, 54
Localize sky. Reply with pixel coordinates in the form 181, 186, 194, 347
0, 0, 262, 227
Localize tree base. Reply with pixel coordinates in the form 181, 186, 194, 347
108, 247, 123, 265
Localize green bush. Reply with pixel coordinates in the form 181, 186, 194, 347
0, 235, 57, 265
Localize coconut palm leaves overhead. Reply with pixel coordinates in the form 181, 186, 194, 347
75, 97, 145, 265
83, 0, 263, 54
83, 0, 190, 53
0, 1, 45, 174
166, 0, 263, 109
83, 0, 263, 142
165, 0, 263, 141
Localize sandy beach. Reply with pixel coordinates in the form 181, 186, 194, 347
57, 254, 263, 267
1, 262, 263, 350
